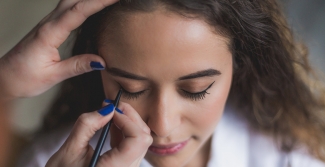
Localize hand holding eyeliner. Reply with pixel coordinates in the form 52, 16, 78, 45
89, 89, 123, 167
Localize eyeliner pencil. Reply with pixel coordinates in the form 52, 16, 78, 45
89, 89, 123, 167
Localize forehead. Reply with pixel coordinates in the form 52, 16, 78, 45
98, 9, 232, 80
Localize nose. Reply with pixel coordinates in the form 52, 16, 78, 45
146, 91, 181, 138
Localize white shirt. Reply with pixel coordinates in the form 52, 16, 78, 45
17, 107, 325, 167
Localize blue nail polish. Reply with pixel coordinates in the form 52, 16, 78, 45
98, 103, 115, 116
104, 99, 114, 103
90, 61, 105, 70
115, 107, 124, 114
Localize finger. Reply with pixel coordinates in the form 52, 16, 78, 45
110, 102, 150, 150
110, 122, 124, 150
61, 103, 115, 159
117, 102, 151, 134
55, 0, 80, 14
50, 0, 119, 47
52, 54, 106, 82
98, 112, 152, 166
104, 100, 150, 134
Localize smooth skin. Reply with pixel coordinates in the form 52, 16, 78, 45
0, 0, 152, 166
100, 10, 233, 167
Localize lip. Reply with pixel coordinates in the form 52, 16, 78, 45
148, 139, 190, 155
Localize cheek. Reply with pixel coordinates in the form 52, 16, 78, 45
186, 75, 232, 137
187, 96, 226, 138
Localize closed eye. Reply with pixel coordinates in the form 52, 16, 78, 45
122, 89, 147, 100
118, 81, 215, 101
118, 83, 147, 100
181, 81, 215, 101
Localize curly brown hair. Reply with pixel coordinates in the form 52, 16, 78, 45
42, 0, 325, 161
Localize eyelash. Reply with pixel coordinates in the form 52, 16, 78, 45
120, 89, 146, 100
181, 81, 215, 101
119, 81, 215, 101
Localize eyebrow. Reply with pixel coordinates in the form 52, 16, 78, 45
106, 68, 221, 80
178, 69, 221, 80
107, 68, 148, 80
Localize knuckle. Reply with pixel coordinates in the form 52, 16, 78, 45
121, 103, 133, 111
74, 58, 87, 75
77, 113, 93, 127
71, 2, 83, 13
70, 2, 87, 19
138, 133, 153, 146
124, 103, 132, 109
143, 126, 151, 134
145, 134, 153, 145
35, 22, 52, 42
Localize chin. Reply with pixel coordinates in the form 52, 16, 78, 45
145, 155, 188, 167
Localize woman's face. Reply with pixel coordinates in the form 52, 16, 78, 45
100, 10, 233, 167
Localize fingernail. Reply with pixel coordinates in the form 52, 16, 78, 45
103, 99, 123, 114
90, 61, 105, 70
98, 103, 115, 116
115, 107, 124, 114
104, 99, 114, 103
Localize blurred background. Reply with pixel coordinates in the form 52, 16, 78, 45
0, 0, 324, 166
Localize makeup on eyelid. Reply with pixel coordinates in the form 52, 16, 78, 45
177, 80, 216, 93
118, 81, 216, 101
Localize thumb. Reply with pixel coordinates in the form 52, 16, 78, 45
54, 54, 106, 81
62, 102, 114, 159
